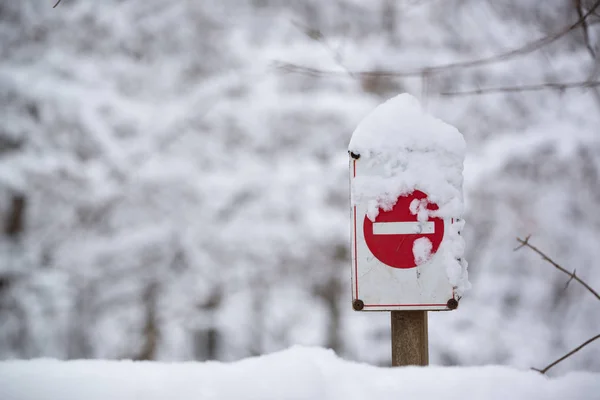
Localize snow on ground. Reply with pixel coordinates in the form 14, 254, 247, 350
0, 347, 598, 400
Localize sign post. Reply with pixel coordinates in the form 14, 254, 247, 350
348, 94, 468, 367
391, 311, 428, 366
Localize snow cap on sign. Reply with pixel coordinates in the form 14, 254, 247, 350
349, 93, 466, 158
349, 93, 470, 295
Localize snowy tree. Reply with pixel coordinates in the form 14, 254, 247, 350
0, 0, 599, 373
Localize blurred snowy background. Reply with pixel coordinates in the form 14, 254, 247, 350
0, 0, 599, 374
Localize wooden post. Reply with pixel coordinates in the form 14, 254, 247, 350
391, 311, 429, 366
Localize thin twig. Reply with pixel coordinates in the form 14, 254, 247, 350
564, 268, 577, 291
515, 237, 600, 302
532, 334, 600, 374
440, 81, 600, 96
513, 234, 531, 251
53, 0, 62, 8
277, 0, 600, 79
575, 0, 597, 58
290, 20, 356, 79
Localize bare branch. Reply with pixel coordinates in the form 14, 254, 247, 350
277, 0, 600, 79
585, 57, 600, 108
575, 0, 597, 58
290, 20, 355, 79
440, 81, 600, 96
515, 237, 600, 302
4, 194, 26, 238
563, 268, 577, 291
533, 334, 600, 374
513, 234, 531, 251
53, 0, 62, 8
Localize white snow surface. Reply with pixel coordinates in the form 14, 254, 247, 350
349, 94, 469, 294
410, 198, 430, 223
349, 94, 466, 159
0, 347, 598, 400
413, 237, 433, 266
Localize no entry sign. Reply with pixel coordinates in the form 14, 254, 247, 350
363, 190, 444, 269
350, 156, 457, 311
348, 94, 467, 366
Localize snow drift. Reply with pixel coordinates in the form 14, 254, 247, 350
1, 347, 598, 400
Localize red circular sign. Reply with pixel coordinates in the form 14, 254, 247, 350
363, 190, 444, 269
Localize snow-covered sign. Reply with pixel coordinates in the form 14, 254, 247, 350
349, 94, 469, 311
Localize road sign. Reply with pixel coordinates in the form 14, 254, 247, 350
348, 93, 467, 367
363, 190, 444, 269
350, 156, 456, 312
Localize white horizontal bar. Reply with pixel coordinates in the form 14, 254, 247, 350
372, 221, 435, 235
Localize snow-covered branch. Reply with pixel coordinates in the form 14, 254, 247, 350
275, 0, 600, 79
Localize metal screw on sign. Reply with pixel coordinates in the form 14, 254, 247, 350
352, 299, 364, 311
447, 298, 459, 310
